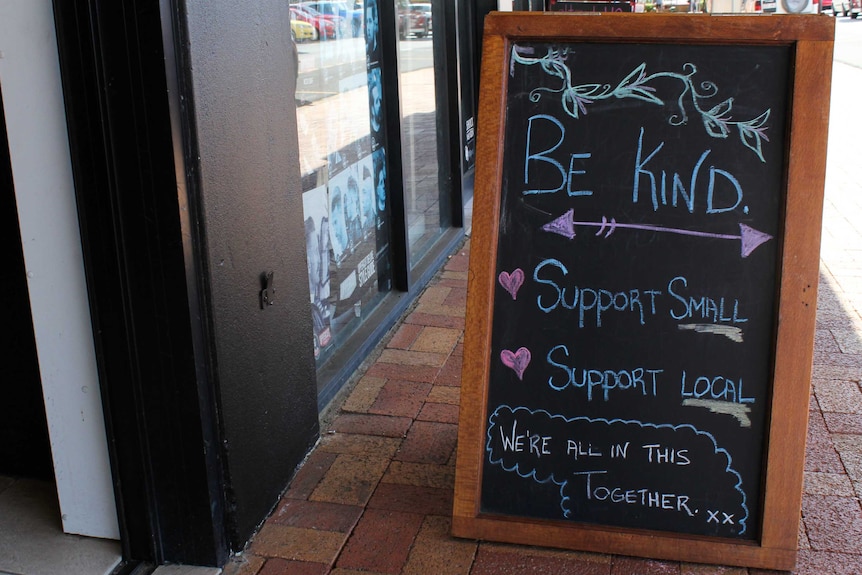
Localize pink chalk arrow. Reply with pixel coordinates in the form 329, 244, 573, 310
541, 209, 772, 258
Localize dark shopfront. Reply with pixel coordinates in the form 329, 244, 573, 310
0, 0, 490, 571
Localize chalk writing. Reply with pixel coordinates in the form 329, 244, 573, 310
486, 405, 749, 537
481, 40, 787, 542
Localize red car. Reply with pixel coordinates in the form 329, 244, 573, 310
290, 5, 343, 40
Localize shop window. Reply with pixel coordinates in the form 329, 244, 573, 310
293, 0, 458, 390
394, 0, 448, 267
293, 1, 392, 366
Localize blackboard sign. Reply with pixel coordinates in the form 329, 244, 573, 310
453, 13, 834, 571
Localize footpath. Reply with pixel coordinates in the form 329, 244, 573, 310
224, 60, 862, 575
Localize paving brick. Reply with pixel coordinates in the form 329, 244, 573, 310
679, 564, 746, 575
815, 329, 843, 354
441, 270, 469, 282
270, 499, 363, 533
801, 495, 862, 553
812, 363, 862, 381
258, 558, 328, 575
414, 302, 469, 321
402, 516, 476, 575
832, 330, 862, 354
470, 544, 611, 574
396, 421, 458, 464
811, 351, 862, 369
328, 413, 412, 438
417, 401, 459, 424
803, 472, 856, 497
310, 454, 390, 506
479, 542, 611, 564
814, 379, 862, 414
337, 509, 424, 574
318, 432, 402, 458
824, 412, 862, 434
341, 375, 387, 414
285, 451, 338, 500
222, 554, 265, 575
437, 276, 468, 289
411, 326, 461, 354
434, 349, 463, 387
388, 323, 423, 350
366, 362, 440, 383
610, 556, 681, 574
445, 251, 470, 273
368, 380, 433, 418
833, 433, 862, 482
798, 515, 811, 550
805, 410, 845, 473
794, 549, 862, 575
381, 461, 455, 489
427, 385, 460, 405
418, 285, 452, 306
443, 286, 467, 309
378, 348, 448, 368
404, 311, 466, 330
250, 523, 346, 564
367, 482, 453, 516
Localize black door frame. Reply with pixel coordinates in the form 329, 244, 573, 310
52, 0, 229, 567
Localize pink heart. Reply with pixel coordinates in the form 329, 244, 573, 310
498, 268, 525, 300
500, 347, 531, 380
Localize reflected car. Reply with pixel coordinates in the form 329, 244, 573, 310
395, 0, 429, 38
291, 18, 318, 42
299, 1, 363, 36
833, 0, 860, 15
410, 3, 432, 32
290, 5, 342, 40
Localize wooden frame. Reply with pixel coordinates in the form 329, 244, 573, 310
453, 13, 833, 571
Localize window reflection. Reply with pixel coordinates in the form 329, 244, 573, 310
395, 0, 443, 267
293, 3, 391, 365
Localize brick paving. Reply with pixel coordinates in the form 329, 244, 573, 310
223, 61, 862, 575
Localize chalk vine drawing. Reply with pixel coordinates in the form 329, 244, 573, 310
511, 46, 771, 162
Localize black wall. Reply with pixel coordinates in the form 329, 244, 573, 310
178, 1, 320, 546
53, 0, 319, 566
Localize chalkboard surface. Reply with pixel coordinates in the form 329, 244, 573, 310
454, 13, 834, 571
482, 41, 788, 539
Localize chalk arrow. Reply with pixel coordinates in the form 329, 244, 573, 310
541, 209, 773, 258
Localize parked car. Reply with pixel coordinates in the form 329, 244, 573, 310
820, 0, 833, 12
833, 0, 860, 16
290, 18, 318, 42
410, 3, 432, 32
395, 0, 429, 38
290, 5, 343, 40
299, 1, 363, 36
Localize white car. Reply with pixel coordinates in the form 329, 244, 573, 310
833, 0, 860, 16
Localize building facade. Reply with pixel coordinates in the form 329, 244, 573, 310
0, 0, 494, 569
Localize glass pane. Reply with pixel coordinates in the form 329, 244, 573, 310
395, 0, 443, 268
292, 3, 393, 366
